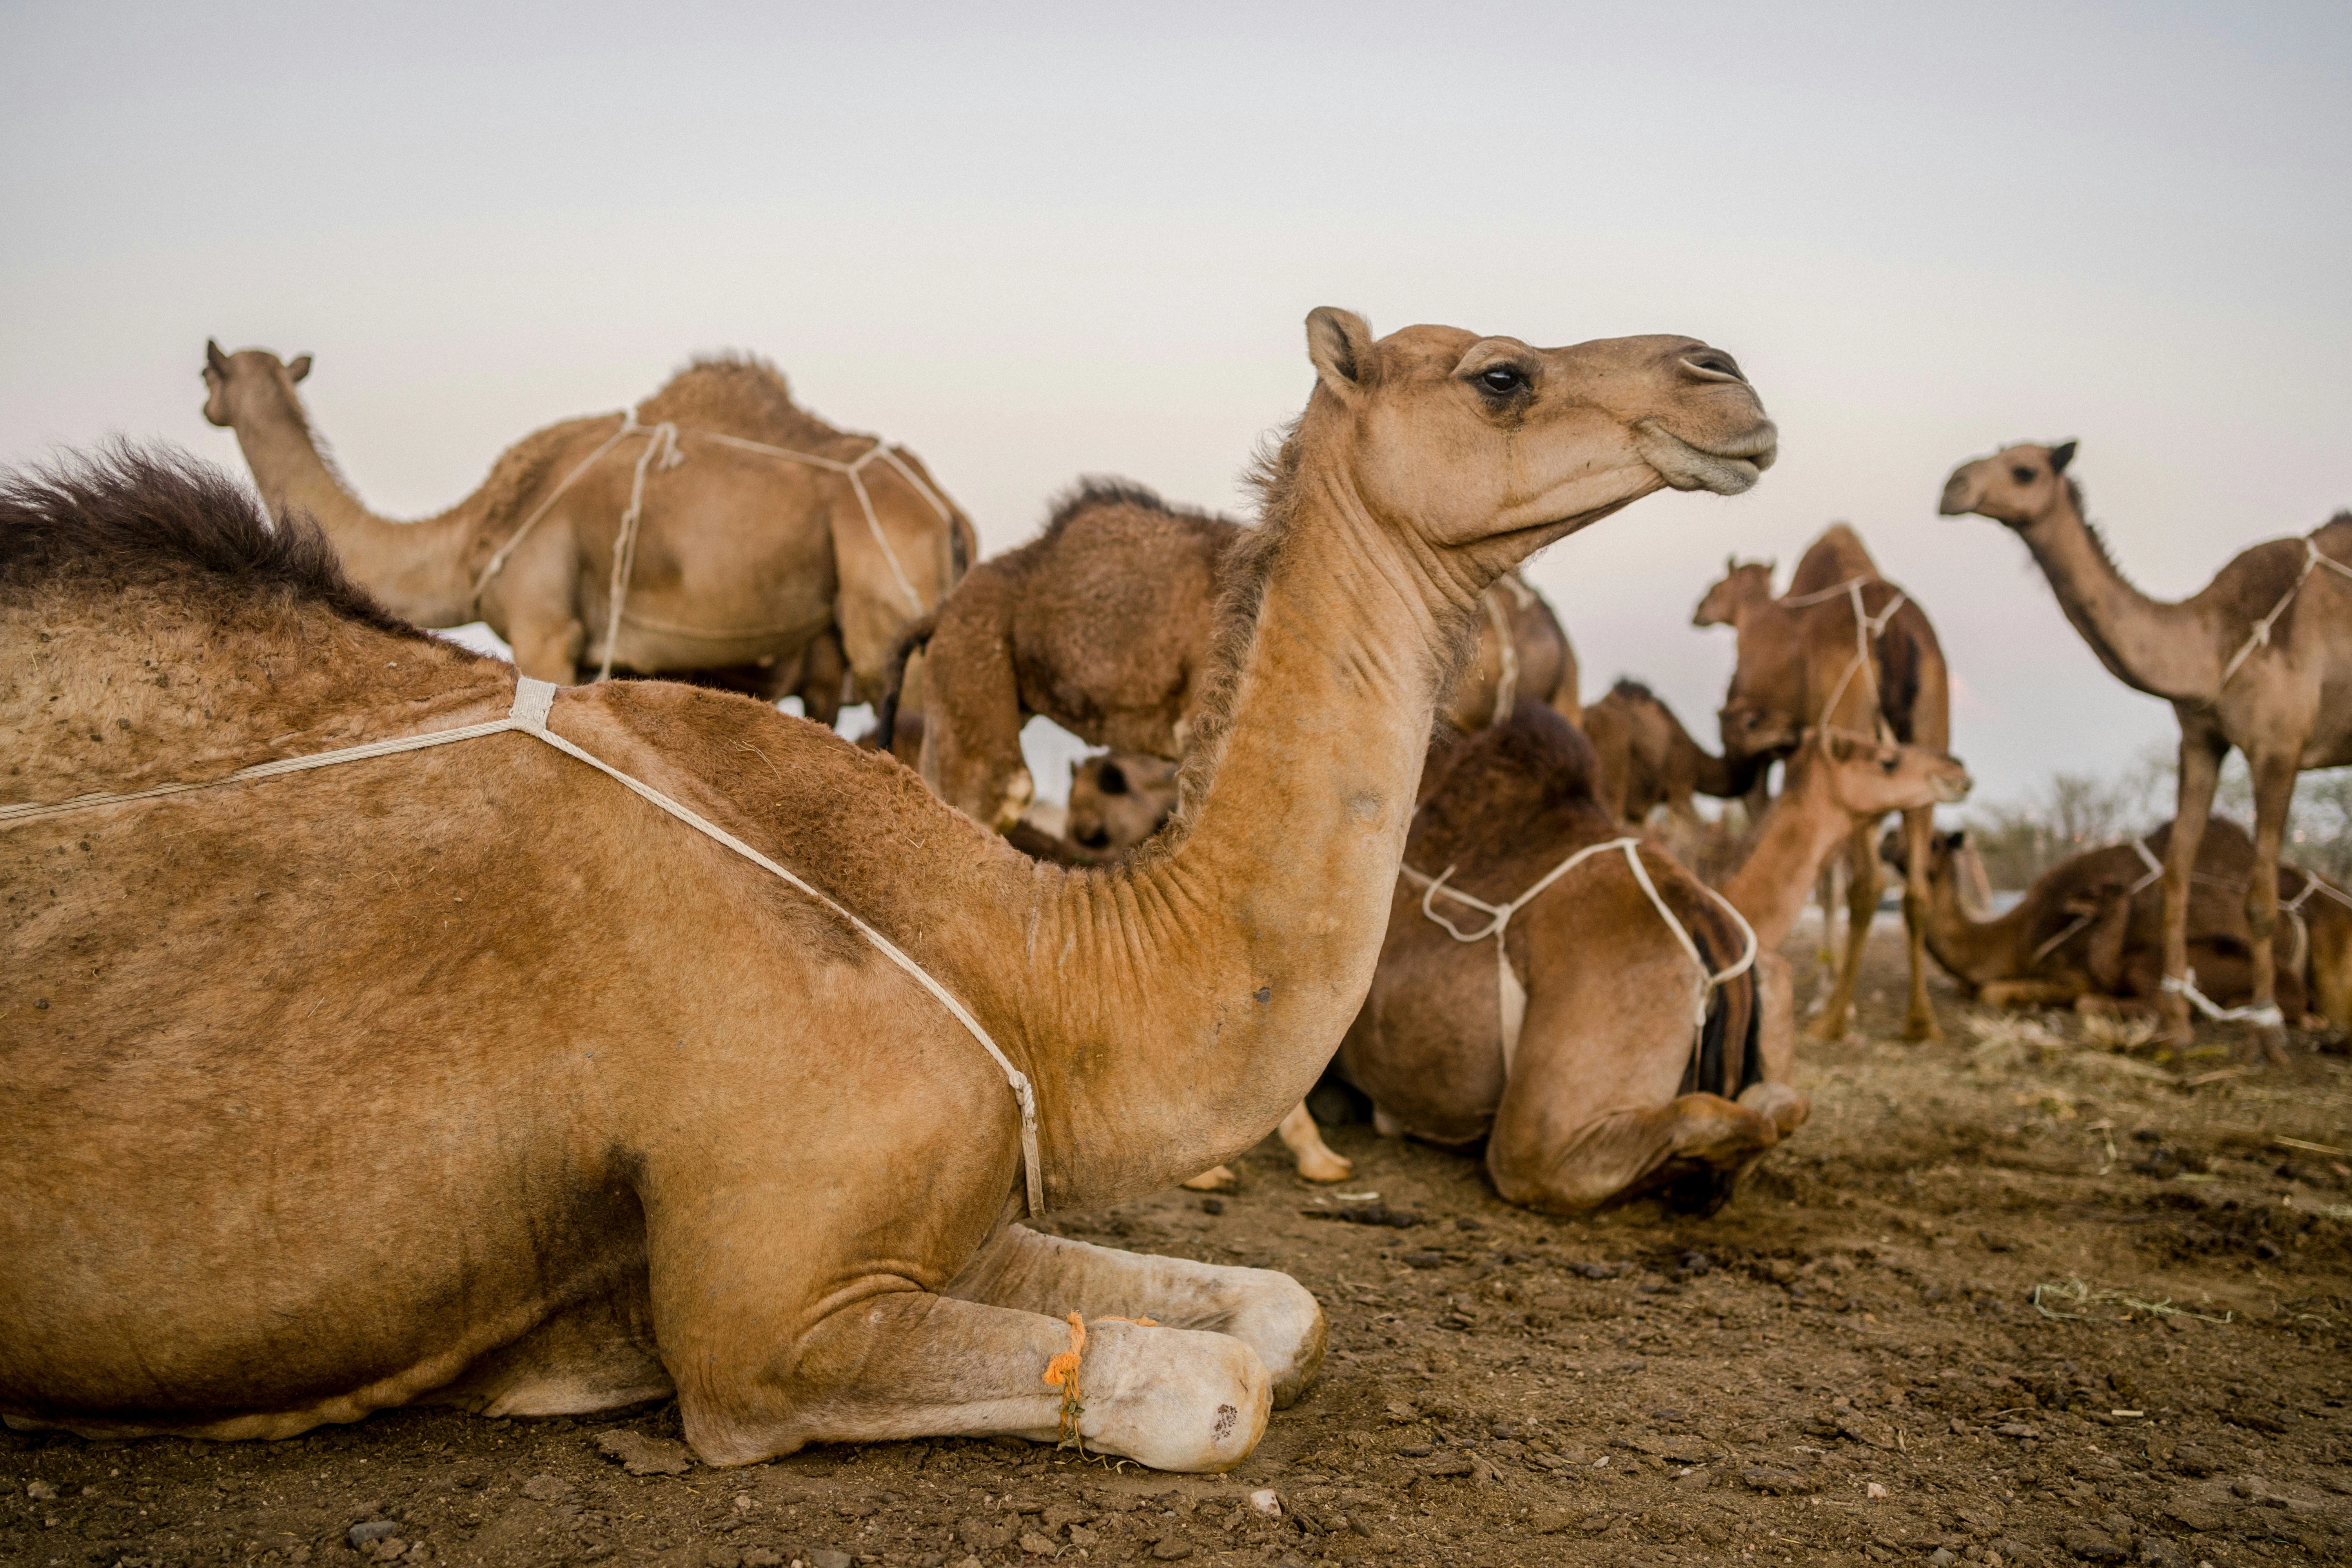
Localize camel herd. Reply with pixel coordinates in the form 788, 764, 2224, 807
1, 312, 2345, 1474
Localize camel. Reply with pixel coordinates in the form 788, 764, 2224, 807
5, 312, 1775, 1469
1692, 526, 1953, 1042
201, 343, 976, 700
877, 482, 1581, 830
1901, 819, 2352, 1029
1582, 677, 1750, 827
1941, 441, 2352, 1060
1333, 710, 1965, 1212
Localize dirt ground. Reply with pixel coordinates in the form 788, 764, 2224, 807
7, 922, 2350, 1568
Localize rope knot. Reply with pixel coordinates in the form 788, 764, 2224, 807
1042, 1313, 1156, 1453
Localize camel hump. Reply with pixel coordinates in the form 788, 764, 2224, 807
635, 353, 840, 445
1040, 476, 1244, 548
1414, 702, 1608, 857
1786, 522, 1879, 595
1606, 676, 1661, 708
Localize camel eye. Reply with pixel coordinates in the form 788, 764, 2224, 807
1098, 763, 1128, 795
2010, 465, 2036, 485
1477, 365, 1526, 395
1880, 755, 1899, 773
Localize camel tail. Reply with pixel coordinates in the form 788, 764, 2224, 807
874, 612, 937, 753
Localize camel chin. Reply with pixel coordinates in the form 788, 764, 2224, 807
1633, 419, 1777, 494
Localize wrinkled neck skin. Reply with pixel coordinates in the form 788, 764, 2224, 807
2012, 488, 2216, 703
220, 379, 479, 627
1719, 757, 1862, 949
993, 454, 1637, 1206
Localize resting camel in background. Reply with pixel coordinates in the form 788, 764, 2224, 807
877, 482, 1580, 829
1942, 441, 2352, 1060
1692, 526, 1953, 1042
1583, 677, 1750, 827
5, 310, 1775, 1468
1332, 707, 1966, 1213
202, 343, 975, 704
1906, 820, 2352, 1030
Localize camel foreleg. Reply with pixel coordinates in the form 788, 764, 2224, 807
1488, 1093, 1784, 1215
681, 1288, 1269, 1473
1808, 820, 1881, 1042
2158, 728, 2228, 1047
1276, 1102, 1352, 1182
2242, 747, 2300, 1064
945, 1224, 1325, 1409
1900, 806, 1942, 1041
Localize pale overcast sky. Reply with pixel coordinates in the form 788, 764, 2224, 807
4, 2, 2347, 810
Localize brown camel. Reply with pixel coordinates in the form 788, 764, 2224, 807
1582, 677, 1750, 827
201, 343, 976, 701
1942, 442, 2352, 1059
1332, 710, 1963, 1212
6, 312, 1774, 1466
878, 483, 1580, 829
1691, 526, 1953, 1042
1903, 820, 2352, 1029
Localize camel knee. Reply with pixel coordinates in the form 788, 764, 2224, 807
1737, 1080, 1809, 1136
1276, 1102, 1352, 1183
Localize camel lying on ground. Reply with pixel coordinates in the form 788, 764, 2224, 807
1903, 818, 2352, 1028
202, 343, 974, 701
878, 482, 1580, 829
1693, 526, 1953, 1043
5, 311, 1774, 1468
1942, 442, 2352, 1059
1333, 709, 1965, 1212
1582, 677, 1750, 827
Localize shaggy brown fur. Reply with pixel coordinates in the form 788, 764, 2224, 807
1944, 440, 2352, 1059
1692, 525, 1953, 1043
882, 481, 1583, 830
7, 310, 1775, 1468
201, 342, 975, 701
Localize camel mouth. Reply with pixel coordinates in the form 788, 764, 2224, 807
1936, 476, 1976, 516
1933, 770, 1973, 804
1632, 419, 1780, 496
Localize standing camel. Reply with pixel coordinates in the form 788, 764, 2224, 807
1582, 677, 1751, 827
1691, 527, 1953, 1041
877, 481, 1581, 829
5, 311, 1775, 1467
1336, 709, 1966, 1212
1942, 442, 2352, 1059
201, 343, 976, 701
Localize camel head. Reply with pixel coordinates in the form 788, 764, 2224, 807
1066, 751, 1180, 853
1691, 557, 1777, 626
1937, 440, 2077, 528
1295, 309, 1776, 589
1800, 726, 1972, 818
201, 340, 312, 429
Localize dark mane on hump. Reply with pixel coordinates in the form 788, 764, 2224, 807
1607, 677, 1659, 704
1412, 701, 1606, 862
1041, 475, 1238, 540
0, 444, 430, 642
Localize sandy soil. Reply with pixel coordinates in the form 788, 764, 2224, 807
7, 925, 2349, 1568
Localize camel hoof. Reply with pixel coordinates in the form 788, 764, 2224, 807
1181, 1166, 1238, 1193
1293, 1151, 1354, 1183
1804, 1014, 1847, 1044
1903, 1017, 1944, 1044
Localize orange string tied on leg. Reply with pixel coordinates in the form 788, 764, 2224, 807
1041, 1314, 1156, 1455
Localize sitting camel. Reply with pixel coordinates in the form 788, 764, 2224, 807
1904, 819, 2352, 1028
1333, 709, 1967, 1212
1692, 526, 1953, 1042
878, 481, 1580, 829
4, 310, 1775, 1468
202, 343, 975, 702
1582, 677, 1751, 827
1941, 441, 2352, 1058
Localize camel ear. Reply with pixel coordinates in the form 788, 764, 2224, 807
287, 354, 312, 383
205, 339, 230, 376
1305, 308, 1374, 403
2048, 440, 2076, 474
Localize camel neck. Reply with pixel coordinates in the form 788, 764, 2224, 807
1916, 859, 2030, 984
2014, 488, 2216, 702
1718, 760, 1860, 950
1029, 461, 1464, 1202
226, 386, 479, 628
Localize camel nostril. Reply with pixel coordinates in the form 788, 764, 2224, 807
1681, 352, 1746, 385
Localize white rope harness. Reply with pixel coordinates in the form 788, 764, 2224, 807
469, 410, 956, 673
1, 678, 1045, 1214
2027, 834, 2167, 965
2218, 535, 2352, 689
2163, 971, 2285, 1030
1482, 587, 1521, 729
1780, 576, 1907, 740
1401, 837, 1758, 1076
